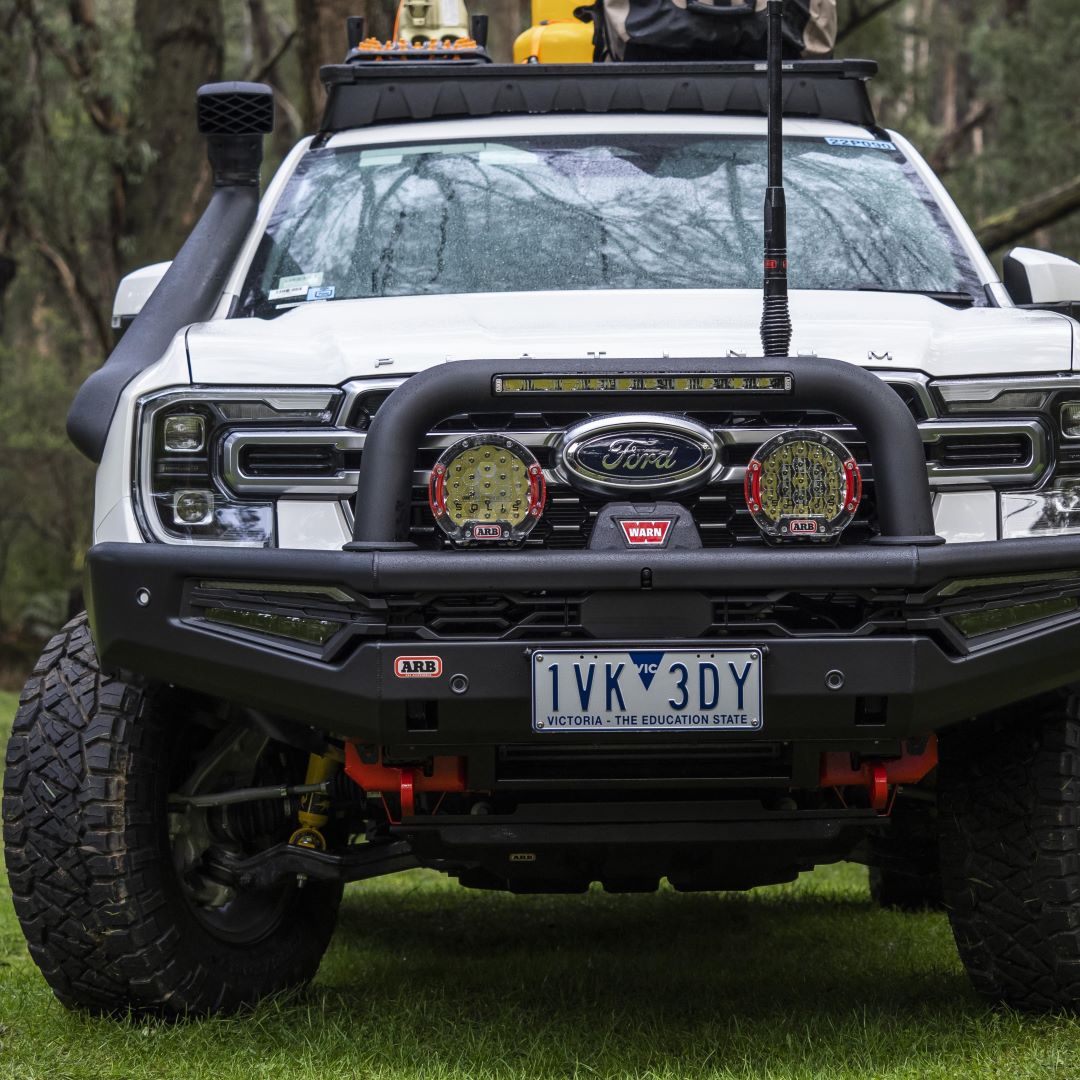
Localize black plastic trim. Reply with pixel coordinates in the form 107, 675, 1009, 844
318, 59, 878, 133
67, 82, 274, 463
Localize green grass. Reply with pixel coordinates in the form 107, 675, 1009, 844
1, 689, 1078, 1080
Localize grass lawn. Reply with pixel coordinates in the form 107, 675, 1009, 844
1, 688, 1078, 1079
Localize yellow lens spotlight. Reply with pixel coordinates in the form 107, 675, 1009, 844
428, 436, 546, 546
745, 430, 861, 542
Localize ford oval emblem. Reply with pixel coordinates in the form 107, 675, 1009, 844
556, 414, 719, 496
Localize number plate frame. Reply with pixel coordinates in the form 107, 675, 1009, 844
531, 648, 763, 733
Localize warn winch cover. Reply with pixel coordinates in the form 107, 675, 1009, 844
599, 0, 836, 61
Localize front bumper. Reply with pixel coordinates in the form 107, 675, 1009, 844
87, 538, 1080, 788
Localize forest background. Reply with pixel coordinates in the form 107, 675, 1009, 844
0, 0, 1077, 681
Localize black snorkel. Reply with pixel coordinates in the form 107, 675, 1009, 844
760, 0, 793, 358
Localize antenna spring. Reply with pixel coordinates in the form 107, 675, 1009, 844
761, 287, 793, 357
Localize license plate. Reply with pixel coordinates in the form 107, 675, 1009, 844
532, 649, 762, 733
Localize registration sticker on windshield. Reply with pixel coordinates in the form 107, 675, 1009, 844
824, 137, 898, 151
268, 272, 325, 300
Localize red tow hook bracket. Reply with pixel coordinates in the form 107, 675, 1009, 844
867, 763, 888, 810
398, 768, 416, 817
819, 736, 937, 812
344, 744, 466, 820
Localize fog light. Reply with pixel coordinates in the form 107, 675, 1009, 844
949, 596, 1078, 638
1002, 481, 1080, 538
428, 436, 546, 546
745, 430, 861, 541
163, 414, 205, 452
204, 607, 341, 646
173, 490, 214, 526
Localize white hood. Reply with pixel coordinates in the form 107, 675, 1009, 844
186, 289, 1074, 384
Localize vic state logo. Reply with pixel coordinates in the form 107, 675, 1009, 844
618, 519, 673, 547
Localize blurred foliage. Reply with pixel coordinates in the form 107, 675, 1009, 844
1, 0, 1079, 679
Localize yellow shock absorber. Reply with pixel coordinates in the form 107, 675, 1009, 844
289, 751, 341, 851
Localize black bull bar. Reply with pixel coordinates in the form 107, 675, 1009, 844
83, 355, 1080, 741
344, 356, 940, 546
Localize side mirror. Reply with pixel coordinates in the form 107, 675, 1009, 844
1004, 247, 1080, 315
111, 262, 171, 341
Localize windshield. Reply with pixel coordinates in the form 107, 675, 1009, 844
237, 133, 983, 317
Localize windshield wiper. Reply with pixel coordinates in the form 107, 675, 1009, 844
849, 285, 977, 308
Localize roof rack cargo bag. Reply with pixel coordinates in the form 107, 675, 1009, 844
597, 0, 836, 62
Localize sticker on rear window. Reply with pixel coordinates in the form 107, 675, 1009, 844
306, 285, 335, 301
824, 137, 898, 151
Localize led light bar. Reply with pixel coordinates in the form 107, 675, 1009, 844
492, 374, 793, 395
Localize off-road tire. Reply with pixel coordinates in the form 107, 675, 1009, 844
939, 706, 1080, 1011
868, 792, 942, 912
2, 614, 342, 1015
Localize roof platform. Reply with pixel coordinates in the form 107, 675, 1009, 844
318, 59, 879, 135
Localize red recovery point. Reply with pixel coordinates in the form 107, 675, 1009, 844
819, 736, 938, 811
344, 744, 467, 818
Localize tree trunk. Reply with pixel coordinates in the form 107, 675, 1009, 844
122, 0, 225, 272
296, 0, 397, 133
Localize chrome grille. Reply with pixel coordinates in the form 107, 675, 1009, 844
407, 482, 878, 549
220, 374, 1049, 546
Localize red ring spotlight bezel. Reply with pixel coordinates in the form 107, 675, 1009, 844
428, 435, 546, 547
744, 429, 862, 542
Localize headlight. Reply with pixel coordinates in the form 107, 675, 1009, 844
745, 430, 861, 542
1061, 402, 1080, 439
136, 388, 340, 546
428, 435, 546, 547
1001, 480, 1080, 538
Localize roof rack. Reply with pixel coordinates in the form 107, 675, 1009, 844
318, 59, 879, 135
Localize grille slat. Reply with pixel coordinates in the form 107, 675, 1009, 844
240, 445, 340, 477
937, 434, 1029, 467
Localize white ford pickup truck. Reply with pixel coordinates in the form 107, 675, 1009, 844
7, 42, 1080, 1015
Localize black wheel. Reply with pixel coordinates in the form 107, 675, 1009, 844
2, 614, 342, 1015
867, 789, 942, 912
939, 704, 1080, 1011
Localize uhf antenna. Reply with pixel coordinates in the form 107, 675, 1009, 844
760, 0, 793, 357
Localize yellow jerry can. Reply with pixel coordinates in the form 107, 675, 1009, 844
513, 0, 594, 64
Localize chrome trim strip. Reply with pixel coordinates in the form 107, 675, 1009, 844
225, 418, 1048, 495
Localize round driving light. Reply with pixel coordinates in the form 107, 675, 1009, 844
428, 436, 546, 546
744, 430, 861, 542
